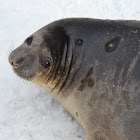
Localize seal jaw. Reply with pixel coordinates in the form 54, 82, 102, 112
12, 65, 38, 81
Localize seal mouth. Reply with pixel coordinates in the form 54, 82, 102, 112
12, 65, 37, 81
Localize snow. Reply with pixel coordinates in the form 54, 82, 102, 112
0, 0, 140, 139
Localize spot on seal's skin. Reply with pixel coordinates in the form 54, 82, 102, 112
75, 39, 83, 47
88, 95, 98, 107
78, 67, 94, 91
105, 36, 121, 53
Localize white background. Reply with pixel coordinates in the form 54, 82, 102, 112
0, 0, 140, 139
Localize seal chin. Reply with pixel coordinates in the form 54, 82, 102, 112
12, 66, 37, 81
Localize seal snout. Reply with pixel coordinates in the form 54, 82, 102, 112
10, 60, 19, 69
9, 57, 24, 69
8, 46, 38, 80
8, 47, 32, 69
9, 50, 24, 69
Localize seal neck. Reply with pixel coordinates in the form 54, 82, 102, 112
49, 41, 85, 100
48, 40, 74, 94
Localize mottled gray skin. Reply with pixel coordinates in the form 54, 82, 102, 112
9, 18, 140, 140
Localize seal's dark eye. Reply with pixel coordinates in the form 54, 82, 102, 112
26, 36, 33, 46
40, 60, 51, 68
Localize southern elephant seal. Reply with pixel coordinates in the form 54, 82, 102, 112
9, 18, 140, 140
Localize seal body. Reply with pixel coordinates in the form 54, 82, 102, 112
9, 18, 140, 140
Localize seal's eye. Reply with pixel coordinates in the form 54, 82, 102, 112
40, 60, 51, 68
26, 36, 33, 46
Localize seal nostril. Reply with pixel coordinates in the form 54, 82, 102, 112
11, 61, 14, 65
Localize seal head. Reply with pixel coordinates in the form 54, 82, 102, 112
8, 25, 71, 92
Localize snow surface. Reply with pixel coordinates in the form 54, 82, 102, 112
0, 0, 140, 139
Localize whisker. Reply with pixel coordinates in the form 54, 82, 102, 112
8, 40, 15, 54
